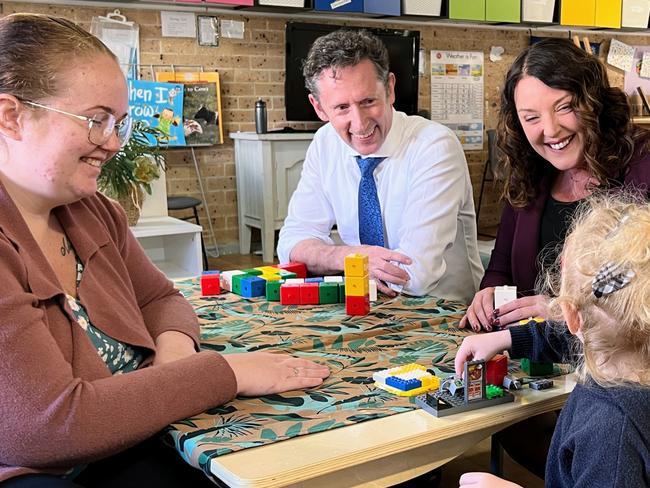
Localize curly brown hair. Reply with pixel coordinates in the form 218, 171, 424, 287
497, 38, 650, 208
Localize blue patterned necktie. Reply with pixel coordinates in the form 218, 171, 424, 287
356, 156, 386, 247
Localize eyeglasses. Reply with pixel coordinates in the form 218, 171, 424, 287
22, 100, 133, 148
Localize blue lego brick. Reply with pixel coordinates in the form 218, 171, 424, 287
240, 276, 267, 298
202, 270, 220, 275
385, 376, 422, 391
305, 277, 324, 283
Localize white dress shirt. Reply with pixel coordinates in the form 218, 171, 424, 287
277, 110, 483, 303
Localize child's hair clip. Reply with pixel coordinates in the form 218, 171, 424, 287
604, 211, 630, 239
592, 261, 635, 298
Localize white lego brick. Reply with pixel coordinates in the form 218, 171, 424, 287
285, 278, 305, 285
494, 285, 517, 309
324, 276, 344, 282
369, 279, 378, 302
220, 270, 245, 292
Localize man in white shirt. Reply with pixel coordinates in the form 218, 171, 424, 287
277, 29, 483, 302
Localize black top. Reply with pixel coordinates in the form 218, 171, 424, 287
538, 196, 580, 272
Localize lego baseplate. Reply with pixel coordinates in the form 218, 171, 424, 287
373, 363, 440, 397
415, 389, 514, 417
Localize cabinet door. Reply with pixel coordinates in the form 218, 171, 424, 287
522, 0, 556, 22
449, 0, 485, 20
561, 0, 596, 25
595, 0, 622, 27
622, 0, 650, 27
486, 0, 521, 21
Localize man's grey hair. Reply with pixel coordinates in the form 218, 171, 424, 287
302, 29, 390, 100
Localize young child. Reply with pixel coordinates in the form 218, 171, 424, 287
455, 195, 650, 487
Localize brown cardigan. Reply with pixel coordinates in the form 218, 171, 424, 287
0, 184, 237, 481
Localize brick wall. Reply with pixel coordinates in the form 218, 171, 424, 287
5, 2, 648, 250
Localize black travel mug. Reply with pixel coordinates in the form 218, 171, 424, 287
255, 99, 267, 134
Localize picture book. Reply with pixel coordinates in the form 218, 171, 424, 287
128, 78, 186, 146
155, 71, 224, 146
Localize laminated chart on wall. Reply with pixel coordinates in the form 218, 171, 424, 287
430, 50, 484, 150
91, 10, 140, 80
623, 46, 650, 97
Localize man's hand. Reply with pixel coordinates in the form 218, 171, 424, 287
354, 245, 411, 297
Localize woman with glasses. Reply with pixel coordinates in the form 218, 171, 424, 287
0, 14, 328, 488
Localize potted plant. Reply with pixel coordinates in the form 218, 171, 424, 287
98, 120, 166, 226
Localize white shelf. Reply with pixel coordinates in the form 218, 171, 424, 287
130, 216, 203, 279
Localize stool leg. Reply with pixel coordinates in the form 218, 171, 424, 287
193, 206, 209, 271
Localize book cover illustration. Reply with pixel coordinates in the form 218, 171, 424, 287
156, 71, 224, 146
128, 78, 186, 146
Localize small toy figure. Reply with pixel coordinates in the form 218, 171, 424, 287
503, 375, 522, 390
529, 378, 554, 390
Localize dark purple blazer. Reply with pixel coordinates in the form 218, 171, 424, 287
481, 152, 650, 295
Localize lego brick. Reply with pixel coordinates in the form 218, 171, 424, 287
595, 0, 622, 27
386, 376, 422, 391
345, 295, 370, 315
314, 0, 363, 11
323, 276, 344, 282
416, 387, 514, 417
449, 0, 485, 20
231, 273, 254, 295
338, 282, 346, 302
485, 384, 505, 399
277, 270, 297, 279
494, 285, 517, 309
486, 354, 508, 386
345, 275, 369, 297
266, 280, 284, 301
522, 0, 555, 22
280, 284, 301, 305
363, 0, 400, 15
344, 253, 369, 277
241, 268, 263, 276
285, 278, 305, 285
318, 282, 339, 304
622, 0, 650, 28
260, 273, 282, 282
305, 277, 324, 283
520, 358, 554, 376
220, 270, 245, 292
255, 266, 281, 275
486, 0, 520, 22
299, 283, 320, 305
503, 375, 522, 390
240, 276, 267, 298
200, 271, 221, 296
369, 279, 378, 302
560, 0, 596, 26
530, 378, 554, 390
373, 363, 440, 396
275, 262, 307, 279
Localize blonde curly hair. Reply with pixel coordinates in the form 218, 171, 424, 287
549, 193, 650, 387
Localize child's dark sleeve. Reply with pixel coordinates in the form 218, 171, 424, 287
508, 320, 578, 363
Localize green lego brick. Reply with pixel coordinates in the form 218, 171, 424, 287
266, 280, 283, 301
232, 273, 253, 295
520, 358, 554, 376
486, 384, 505, 399
277, 270, 297, 279
241, 268, 263, 276
337, 282, 346, 302
318, 282, 339, 304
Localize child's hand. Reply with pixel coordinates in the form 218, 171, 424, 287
454, 330, 512, 377
459, 472, 523, 488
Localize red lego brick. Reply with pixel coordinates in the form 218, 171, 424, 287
200, 272, 221, 296
279, 284, 301, 305
486, 354, 508, 386
299, 283, 320, 305
345, 295, 370, 315
274, 262, 307, 279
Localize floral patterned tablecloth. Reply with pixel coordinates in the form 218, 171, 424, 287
166, 278, 471, 480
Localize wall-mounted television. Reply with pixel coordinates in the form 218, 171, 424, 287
285, 22, 420, 122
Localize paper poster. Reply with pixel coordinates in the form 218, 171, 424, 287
607, 39, 635, 72
128, 79, 186, 146
430, 50, 484, 150
641, 52, 650, 79
156, 72, 224, 145
160, 11, 197, 38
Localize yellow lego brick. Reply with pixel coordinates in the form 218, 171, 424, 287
344, 253, 369, 277
420, 375, 441, 390
255, 266, 281, 275
374, 382, 438, 397
345, 275, 369, 296
260, 273, 282, 282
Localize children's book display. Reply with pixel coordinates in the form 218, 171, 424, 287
128, 78, 185, 146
